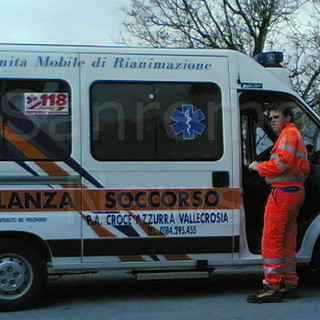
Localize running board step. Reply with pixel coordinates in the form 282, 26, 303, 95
134, 270, 211, 280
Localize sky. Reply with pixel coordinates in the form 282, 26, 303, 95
0, 0, 132, 46
0, 1, 314, 48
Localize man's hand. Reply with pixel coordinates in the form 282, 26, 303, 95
249, 161, 260, 172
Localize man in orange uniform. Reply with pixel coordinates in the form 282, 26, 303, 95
247, 105, 310, 303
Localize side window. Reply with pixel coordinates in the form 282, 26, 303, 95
0, 80, 71, 161
255, 125, 273, 155
241, 113, 273, 165
90, 82, 223, 161
293, 108, 320, 155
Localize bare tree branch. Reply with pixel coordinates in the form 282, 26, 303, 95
120, 0, 319, 109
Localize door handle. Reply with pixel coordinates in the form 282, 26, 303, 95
212, 171, 230, 188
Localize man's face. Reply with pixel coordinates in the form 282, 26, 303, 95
269, 110, 291, 135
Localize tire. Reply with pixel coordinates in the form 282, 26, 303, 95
308, 242, 320, 283
298, 240, 320, 284
0, 239, 47, 311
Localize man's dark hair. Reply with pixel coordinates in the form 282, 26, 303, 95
267, 104, 294, 122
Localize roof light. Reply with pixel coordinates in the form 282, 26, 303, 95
254, 52, 284, 67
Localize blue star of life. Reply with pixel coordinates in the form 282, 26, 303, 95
170, 105, 206, 140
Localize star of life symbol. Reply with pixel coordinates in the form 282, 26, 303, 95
170, 104, 206, 140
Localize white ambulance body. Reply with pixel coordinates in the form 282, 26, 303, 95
0, 44, 320, 310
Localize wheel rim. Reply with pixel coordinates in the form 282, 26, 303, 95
0, 254, 33, 300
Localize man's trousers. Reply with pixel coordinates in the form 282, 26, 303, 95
262, 187, 305, 289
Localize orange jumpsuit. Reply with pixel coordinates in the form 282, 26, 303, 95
257, 123, 310, 289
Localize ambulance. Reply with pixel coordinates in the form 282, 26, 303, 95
0, 44, 320, 310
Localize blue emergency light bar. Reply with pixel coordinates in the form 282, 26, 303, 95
254, 52, 284, 67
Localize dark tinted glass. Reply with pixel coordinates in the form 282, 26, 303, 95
0, 80, 71, 160
91, 81, 222, 161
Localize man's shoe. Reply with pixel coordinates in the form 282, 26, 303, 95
247, 283, 282, 303
280, 286, 299, 299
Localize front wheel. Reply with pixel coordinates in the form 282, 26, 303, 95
298, 238, 320, 284
0, 239, 47, 311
